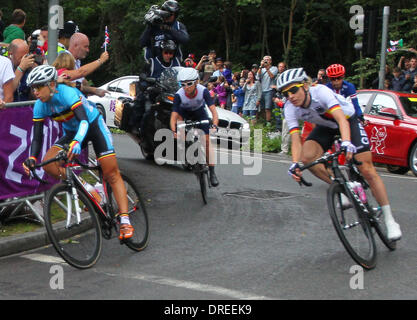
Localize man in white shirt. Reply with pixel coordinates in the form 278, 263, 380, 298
0, 55, 15, 106
256, 55, 278, 126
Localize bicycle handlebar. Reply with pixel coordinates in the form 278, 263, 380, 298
290, 149, 363, 187
29, 144, 100, 184
176, 119, 215, 130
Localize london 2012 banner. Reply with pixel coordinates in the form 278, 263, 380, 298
0, 106, 61, 200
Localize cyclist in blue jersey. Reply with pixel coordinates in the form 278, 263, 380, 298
325, 64, 365, 123
277, 67, 402, 241
170, 67, 220, 186
22, 65, 134, 240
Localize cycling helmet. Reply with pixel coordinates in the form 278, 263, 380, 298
160, 39, 177, 52
276, 68, 308, 91
177, 67, 199, 82
27, 65, 58, 87
326, 64, 345, 78
161, 0, 179, 14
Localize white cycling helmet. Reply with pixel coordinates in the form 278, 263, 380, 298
276, 67, 308, 91
177, 67, 199, 83
27, 65, 58, 87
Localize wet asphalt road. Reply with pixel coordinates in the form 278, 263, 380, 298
0, 133, 416, 301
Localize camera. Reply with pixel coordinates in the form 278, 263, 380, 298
144, 5, 171, 26
29, 34, 44, 66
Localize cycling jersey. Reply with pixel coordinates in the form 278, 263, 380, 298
31, 84, 115, 160
33, 84, 99, 132
173, 84, 214, 134
284, 84, 355, 134
325, 80, 363, 117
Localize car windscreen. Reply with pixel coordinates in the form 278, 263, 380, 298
400, 97, 417, 118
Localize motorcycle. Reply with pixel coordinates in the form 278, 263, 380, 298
114, 67, 182, 162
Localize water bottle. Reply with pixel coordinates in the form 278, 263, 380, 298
94, 183, 106, 205
353, 181, 367, 203
81, 179, 102, 204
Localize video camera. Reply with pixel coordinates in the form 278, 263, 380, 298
29, 34, 44, 66
144, 5, 171, 26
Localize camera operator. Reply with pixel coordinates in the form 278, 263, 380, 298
28, 30, 46, 65
8, 39, 36, 101
256, 55, 278, 127
196, 50, 217, 85
139, 0, 189, 62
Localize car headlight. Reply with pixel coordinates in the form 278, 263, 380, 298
242, 123, 250, 130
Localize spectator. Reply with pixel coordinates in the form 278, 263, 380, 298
140, 0, 189, 62
391, 67, 407, 92
312, 68, 327, 85
143, 40, 181, 79
256, 55, 278, 127
65, 32, 109, 86
55, 21, 79, 54
384, 78, 392, 90
0, 10, 5, 42
8, 39, 35, 101
371, 64, 393, 89
251, 64, 258, 75
40, 25, 48, 53
196, 50, 217, 85
184, 53, 196, 68
403, 56, 417, 92
51, 52, 107, 97
397, 56, 411, 72
3, 9, 26, 44
412, 75, 417, 93
231, 77, 245, 115
0, 55, 15, 102
242, 71, 260, 125
240, 69, 249, 80
213, 57, 225, 77
273, 61, 289, 153
214, 75, 228, 109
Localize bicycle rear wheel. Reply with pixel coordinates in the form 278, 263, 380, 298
327, 182, 377, 269
108, 174, 149, 252
44, 183, 102, 269
364, 189, 397, 251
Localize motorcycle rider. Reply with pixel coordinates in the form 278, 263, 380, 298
140, 0, 189, 62
170, 68, 220, 187
133, 40, 181, 138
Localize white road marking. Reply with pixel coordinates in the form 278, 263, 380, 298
21, 253, 66, 264
20, 253, 275, 299
95, 270, 276, 300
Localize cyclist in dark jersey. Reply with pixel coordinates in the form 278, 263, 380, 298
22, 65, 134, 240
170, 67, 220, 186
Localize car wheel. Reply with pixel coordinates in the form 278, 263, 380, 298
408, 142, 417, 177
386, 165, 409, 175
96, 104, 106, 124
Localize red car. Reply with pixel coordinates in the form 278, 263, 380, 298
301, 89, 417, 176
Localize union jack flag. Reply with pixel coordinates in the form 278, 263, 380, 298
102, 26, 110, 50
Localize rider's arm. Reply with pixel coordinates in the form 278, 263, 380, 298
203, 88, 218, 126
331, 107, 351, 142
71, 100, 90, 145
29, 120, 44, 161
170, 94, 182, 132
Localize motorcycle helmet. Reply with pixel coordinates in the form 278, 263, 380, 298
161, 0, 179, 15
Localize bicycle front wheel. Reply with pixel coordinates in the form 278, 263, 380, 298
108, 174, 149, 252
198, 165, 208, 205
44, 183, 103, 269
327, 182, 377, 270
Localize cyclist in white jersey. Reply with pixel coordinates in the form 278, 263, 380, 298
278, 68, 401, 241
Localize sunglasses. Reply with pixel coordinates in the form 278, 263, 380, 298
181, 81, 196, 88
282, 83, 303, 98
163, 51, 174, 56
330, 76, 343, 81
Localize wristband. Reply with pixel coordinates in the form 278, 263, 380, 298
17, 66, 24, 73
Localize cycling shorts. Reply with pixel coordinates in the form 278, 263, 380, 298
177, 106, 210, 134
305, 115, 370, 154
54, 115, 116, 160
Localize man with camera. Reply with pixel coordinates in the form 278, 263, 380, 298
196, 50, 217, 85
8, 39, 37, 101
256, 55, 278, 127
140, 0, 189, 62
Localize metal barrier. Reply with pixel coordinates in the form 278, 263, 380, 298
1, 101, 43, 225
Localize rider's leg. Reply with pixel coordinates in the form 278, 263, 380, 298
43, 146, 66, 179
301, 140, 333, 184
355, 151, 401, 240
205, 133, 219, 187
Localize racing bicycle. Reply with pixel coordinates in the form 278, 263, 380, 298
291, 140, 397, 270
177, 119, 214, 204
30, 147, 149, 269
